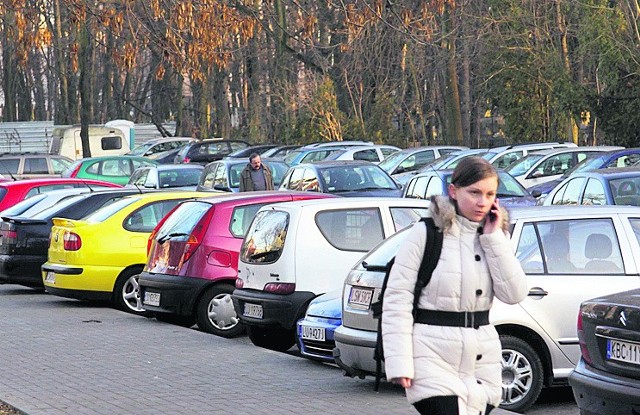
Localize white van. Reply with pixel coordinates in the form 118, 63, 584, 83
231, 197, 430, 352
49, 125, 130, 160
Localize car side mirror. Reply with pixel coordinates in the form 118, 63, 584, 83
530, 171, 544, 178
531, 190, 542, 198
395, 166, 405, 174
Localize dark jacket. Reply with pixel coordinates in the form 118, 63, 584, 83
239, 163, 275, 191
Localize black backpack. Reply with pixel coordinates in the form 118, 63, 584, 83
371, 217, 443, 391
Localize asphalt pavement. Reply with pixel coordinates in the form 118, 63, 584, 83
0, 285, 517, 415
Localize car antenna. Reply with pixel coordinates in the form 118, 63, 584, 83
134, 183, 143, 194
0, 164, 17, 181
80, 180, 95, 192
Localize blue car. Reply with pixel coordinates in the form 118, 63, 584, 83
297, 290, 342, 362
529, 148, 640, 199
402, 169, 540, 207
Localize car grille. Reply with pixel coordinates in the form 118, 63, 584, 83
301, 339, 335, 358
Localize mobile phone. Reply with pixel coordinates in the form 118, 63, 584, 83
488, 202, 498, 223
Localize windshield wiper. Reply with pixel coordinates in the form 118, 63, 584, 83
496, 192, 520, 198
157, 232, 189, 244
249, 250, 280, 260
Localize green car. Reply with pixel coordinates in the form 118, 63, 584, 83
61, 156, 158, 185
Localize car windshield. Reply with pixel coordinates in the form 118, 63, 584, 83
506, 154, 545, 176
158, 168, 202, 188
266, 162, 289, 187
497, 171, 528, 197
378, 151, 406, 173
283, 150, 304, 165
82, 196, 139, 222
482, 152, 499, 161
320, 165, 398, 192
128, 142, 154, 156
559, 154, 605, 178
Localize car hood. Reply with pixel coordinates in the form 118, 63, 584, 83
527, 179, 561, 195
306, 290, 343, 319
392, 172, 417, 185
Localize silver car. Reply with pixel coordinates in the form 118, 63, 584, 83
333, 205, 640, 413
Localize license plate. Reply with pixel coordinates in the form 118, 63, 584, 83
243, 303, 263, 319
44, 272, 55, 284
348, 287, 374, 308
143, 291, 161, 307
607, 339, 640, 365
301, 325, 326, 341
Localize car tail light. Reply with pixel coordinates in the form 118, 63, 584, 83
63, 231, 82, 251
263, 282, 295, 294
577, 310, 592, 365
0, 225, 17, 243
235, 278, 244, 289
69, 163, 82, 178
181, 208, 214, 263
183, 157, 191, 163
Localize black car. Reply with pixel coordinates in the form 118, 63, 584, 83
569, 288, 640, 414
278, 160, 403, 197
0, 188, 147, 288
173, 139, 250, 165
224, 144, 279, 159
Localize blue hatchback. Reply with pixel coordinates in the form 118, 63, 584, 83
296, 290, 342, 362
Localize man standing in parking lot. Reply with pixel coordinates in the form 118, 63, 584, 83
240, 153, 274, 192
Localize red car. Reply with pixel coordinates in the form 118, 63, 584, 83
138, 191, 336, 337
0, 178, 122, 212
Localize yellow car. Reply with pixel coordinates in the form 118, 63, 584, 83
42, 191, 215, 315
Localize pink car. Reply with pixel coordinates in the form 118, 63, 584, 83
138, 191, 335, 337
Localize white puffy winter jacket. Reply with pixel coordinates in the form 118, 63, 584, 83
382, 196, 528, 415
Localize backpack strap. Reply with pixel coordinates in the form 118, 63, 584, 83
412, 217, 443, 319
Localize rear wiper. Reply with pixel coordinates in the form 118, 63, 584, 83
361, 260, 389, 272
249, 250, 280, 260
157, 232, 189, 244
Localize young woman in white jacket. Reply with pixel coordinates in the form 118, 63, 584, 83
382, 157, 528, 415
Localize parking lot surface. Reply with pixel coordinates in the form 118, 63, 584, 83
0, 285, 516, 415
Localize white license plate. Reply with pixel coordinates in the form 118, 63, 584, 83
244, 303, 263, 319
301, 325, 326, 341
143, 291, 161, 307
348, 287, 374, 308
607, 338, 640, 365
44, 272, 55, 284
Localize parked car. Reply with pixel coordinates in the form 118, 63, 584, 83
393, 148, 489, 185
301, 141, 374, 149
42, 191, 210, 315
173, 139, 250, 164
138, 191, 335, 336
196, 158, 289, 193
278, 161, 403, 197
542, 168, 640, 206
483, 141, 578, 170
334, 204, 640, 412
402, 169, 539, 206
126, 164, 204, 190
224, 144, 279, 159
0, 152, 73, 179
529, 147, 640, 199
0, 187, 96, 217
127, 137, 194, 158
0, 178, 121, 212
260, 145, 301, 159
296, 290, 342, 362
61, 155, 158, 185
283, 147, 348, 166
505, 146, 621, 189
569, 287, 640, 414
231, 197, 430, 352
0, 189, 147, 289
332, 145, 400, 163
378, 146, 468, 177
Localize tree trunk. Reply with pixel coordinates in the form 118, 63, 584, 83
78, 21, 92, 157
441, 5, 464, 145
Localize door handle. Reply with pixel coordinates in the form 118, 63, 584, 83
528, 287, 548, 297
269, 273, 279, 278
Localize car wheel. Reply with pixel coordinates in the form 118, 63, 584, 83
196, 284, 244, 338
499, 335, 544, 413
155, 312, 196, 328
113, 269, 151, 317
247, 326, 295, 352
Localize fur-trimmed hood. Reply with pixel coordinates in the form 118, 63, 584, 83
429, 195, 510, 234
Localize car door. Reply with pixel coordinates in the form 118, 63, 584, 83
511, 213, 640, 365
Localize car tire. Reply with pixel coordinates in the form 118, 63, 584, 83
155, 312, 196, 328
113, 268, 152, 317
247, 326, 295, 352
196, 284, 245, 338
499, 335, 544, 413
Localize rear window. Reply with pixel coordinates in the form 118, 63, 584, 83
0, 194, 47, 217
83, 196, 139, 222
240, 210, 289, 264
316, 208, 384, 252
155, 201, 211, 240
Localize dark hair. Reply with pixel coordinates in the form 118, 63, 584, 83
450, 156, 498, 187
248, 153, 260, 162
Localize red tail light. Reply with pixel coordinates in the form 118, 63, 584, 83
235, 278, 244, 289
183, 157, 191, 163
63, 231, 82, 251
263, 282, 295, 294
180, 207, 214, 264
577, 310, 592, 365
0, 228, 17, 242
69, 163, 82, 178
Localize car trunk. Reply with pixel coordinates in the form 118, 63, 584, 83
0, 218, 48, 256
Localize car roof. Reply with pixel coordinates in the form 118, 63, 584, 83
183, 190, 336, 206
297, 160, 379, 168
486, 142, 576, 152
78, 155, 156, 162
525, 146, 623, 157
576, 167, 640, 178
393, 146, 468, 155
150, 164, 204, 171
119, 190, 212, 203
258, 196, 431, 210
0, 177, 121, 188
509, 204, 640, 221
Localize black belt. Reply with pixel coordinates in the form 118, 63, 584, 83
414, 309, 490, 329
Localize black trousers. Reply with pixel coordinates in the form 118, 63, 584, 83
413, 395, 495, 415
